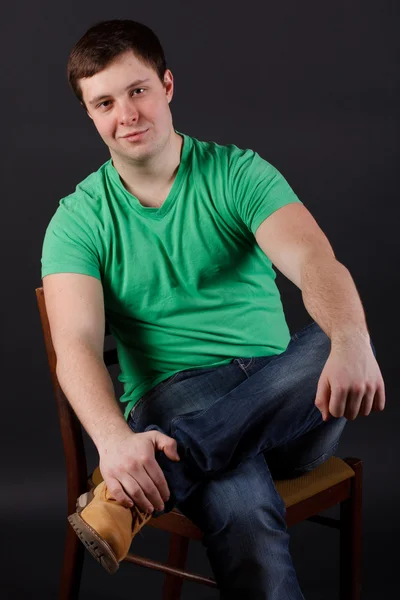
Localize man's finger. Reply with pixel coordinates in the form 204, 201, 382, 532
343, 390, 364, 420
359, 388, 375, 417
130, 468, 166, 512
315, 377, 330, 421
372, 383, 386, 412
328, 386, 347, 419
143, 459, 171, 504
154, 432, 181, 461
120, 473, 157, 513
105, 476, 135, 509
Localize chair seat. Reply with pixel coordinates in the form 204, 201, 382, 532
90, 456, 354, 512
275, 456, 354, 508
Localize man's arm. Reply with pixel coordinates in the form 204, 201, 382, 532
43, 272, 129, 445
43, 273, 179, 511
255, 202, 367, 342
255, 202, 385, 420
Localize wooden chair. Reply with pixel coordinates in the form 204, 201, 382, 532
36, 287, 363, 600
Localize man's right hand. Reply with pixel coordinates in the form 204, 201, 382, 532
98, 429, 181, 513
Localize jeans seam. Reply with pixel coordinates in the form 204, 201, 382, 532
243, 357, 254, 370
289, 440, 340, 474
273, 409, 324, 451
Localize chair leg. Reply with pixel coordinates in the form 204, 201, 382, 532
340, 458, 363, 600
58, 521, 85, 600
162, 534, 190, 600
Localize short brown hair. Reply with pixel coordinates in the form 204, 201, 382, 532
67, 20, 167, 104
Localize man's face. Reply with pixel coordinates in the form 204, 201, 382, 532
79, 51, 174, 163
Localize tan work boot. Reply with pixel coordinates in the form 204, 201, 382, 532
68, 480, 153, 574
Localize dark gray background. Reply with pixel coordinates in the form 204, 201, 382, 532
1, 0, 399, 598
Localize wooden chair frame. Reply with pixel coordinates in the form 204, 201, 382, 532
36, 287, 363, 600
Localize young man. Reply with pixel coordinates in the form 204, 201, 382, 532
41, 19, 385, 599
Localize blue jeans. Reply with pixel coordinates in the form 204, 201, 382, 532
128, 322, 350, 599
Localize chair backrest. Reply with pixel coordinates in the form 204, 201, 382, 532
35, 287, 118, 510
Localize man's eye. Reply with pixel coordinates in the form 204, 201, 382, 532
97, 100, 111, 109
131, 88, 145, 96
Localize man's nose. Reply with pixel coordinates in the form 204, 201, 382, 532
117, 101, 139, 125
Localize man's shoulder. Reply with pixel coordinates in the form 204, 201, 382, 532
184, 131, 246, 157
187, 133, 274, 185
59, 160, 111, 213
69, 159, 111, 199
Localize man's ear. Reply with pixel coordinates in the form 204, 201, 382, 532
163, 69, 174, 104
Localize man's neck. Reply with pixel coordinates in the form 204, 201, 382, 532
111, 130, 183, 206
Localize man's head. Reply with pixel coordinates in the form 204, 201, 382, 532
67, 20, 176, 165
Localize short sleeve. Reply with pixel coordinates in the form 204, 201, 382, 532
41, 195, 101, 280
229, 148, 302, 234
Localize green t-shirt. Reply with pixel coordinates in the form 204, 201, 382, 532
41, 131, 302, 419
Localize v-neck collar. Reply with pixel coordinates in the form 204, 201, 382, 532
106, 130, 192, 220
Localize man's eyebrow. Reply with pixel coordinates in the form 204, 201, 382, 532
88, 78, 151, 106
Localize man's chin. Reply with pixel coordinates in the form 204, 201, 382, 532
112, 143, 153, 164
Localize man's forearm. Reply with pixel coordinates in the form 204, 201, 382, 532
56, 342, 132, 450
301, 255, 370, 345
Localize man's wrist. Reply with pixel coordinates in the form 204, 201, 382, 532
330, 326, 370, 348
91, 417, 134, 450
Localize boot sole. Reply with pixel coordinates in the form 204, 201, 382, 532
67, 490, 119, 575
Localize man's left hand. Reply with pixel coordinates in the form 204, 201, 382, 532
315, 336, 385, 421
